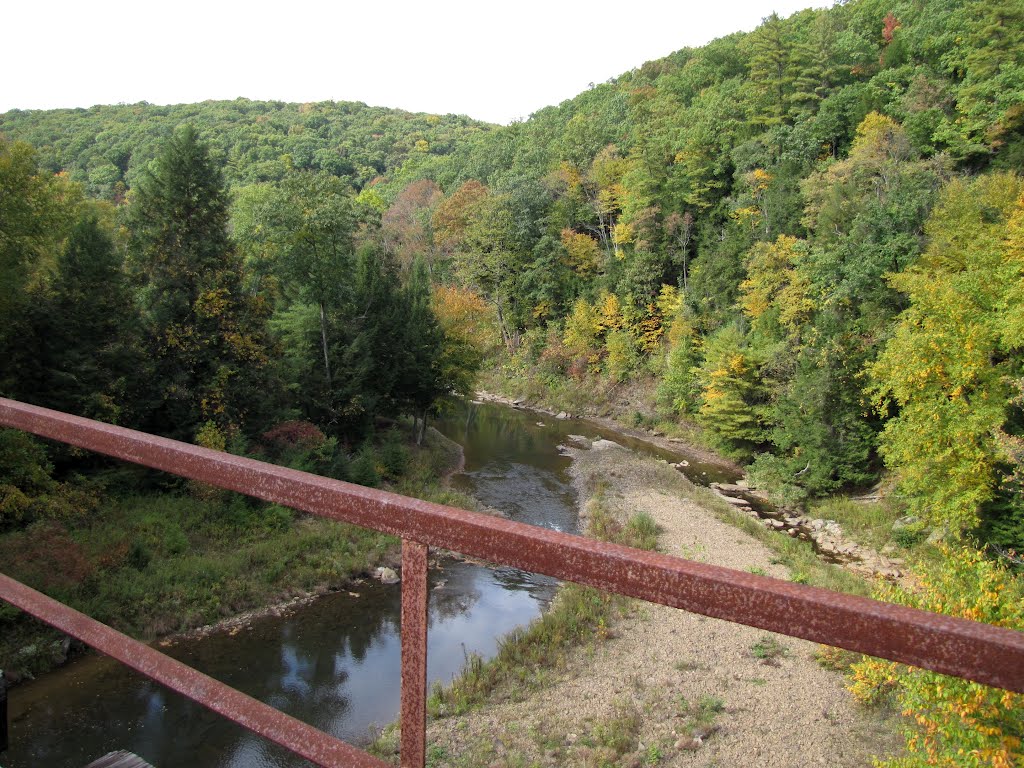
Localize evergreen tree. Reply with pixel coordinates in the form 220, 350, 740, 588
395, 258, 447, 443
28, 216, 147, 425
128, 126, 273, 443
695, 323, 767, 459
744, 13, 797, 128
0, 139, 78, 398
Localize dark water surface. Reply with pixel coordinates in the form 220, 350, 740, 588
433, 399, 739, 493
6, 561, 553, 768
3, 401, 731, 767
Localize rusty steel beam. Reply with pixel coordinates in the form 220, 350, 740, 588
0, 574, 388, 768
400, 540, 429, 768
2, 397, 1024, 693
1, 668, 7, 754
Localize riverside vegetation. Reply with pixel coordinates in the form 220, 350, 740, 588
2, 0, 1024, 763
0, 422, 473, 681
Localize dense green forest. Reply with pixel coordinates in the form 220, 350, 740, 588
0, 99, 491, 197
2, 0, 1024, 763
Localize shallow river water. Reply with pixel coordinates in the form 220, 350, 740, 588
3, 401, 732, 767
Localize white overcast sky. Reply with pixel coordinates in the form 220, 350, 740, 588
5, 1, 821, 125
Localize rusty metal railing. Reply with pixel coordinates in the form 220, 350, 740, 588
1, 397, 1023, 767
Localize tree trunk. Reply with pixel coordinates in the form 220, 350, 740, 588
496, 303, 513, 352
319, 302, 332, 388
416, 409, 428, 446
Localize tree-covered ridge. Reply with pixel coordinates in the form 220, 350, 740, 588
0, 124, 474, 478
0, 124, 480, 680
3, 0, 1014, 543
377, 0, 1024, 546
0, 98, 494, 197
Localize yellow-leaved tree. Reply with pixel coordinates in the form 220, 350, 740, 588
695, 323, 766, 459
739, 234, 814, 343
869, 173, 1024, 533
848, 546, 1023, 768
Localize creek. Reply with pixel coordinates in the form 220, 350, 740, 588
2, 401, 732, 767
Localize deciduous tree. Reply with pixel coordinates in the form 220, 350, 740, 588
871, 173, 1024, 532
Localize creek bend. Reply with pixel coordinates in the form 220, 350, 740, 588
4, 401, 732, 767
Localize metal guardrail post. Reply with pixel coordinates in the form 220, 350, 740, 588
1, 668, 7, 754
400, 540, 428, 768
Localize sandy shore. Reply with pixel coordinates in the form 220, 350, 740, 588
426, 438, 899, 766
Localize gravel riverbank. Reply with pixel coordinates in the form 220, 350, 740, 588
425, 437, 900, 767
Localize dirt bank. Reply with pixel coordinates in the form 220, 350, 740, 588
425, 438, 899, 767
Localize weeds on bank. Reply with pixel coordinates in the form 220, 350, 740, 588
809, 497, 902, 552
0, 424, 468, 680
678, 693, 725, 733
426, 582, 627, 718
577, 701, 644, 764
693, 485, 870, 597
750, 636, 789, 664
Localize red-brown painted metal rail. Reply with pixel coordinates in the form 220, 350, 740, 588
1, 397, 1023, 767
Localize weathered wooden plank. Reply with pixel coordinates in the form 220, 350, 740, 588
84, 751, 156, 768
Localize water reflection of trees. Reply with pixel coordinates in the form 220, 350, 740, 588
443, 402, 552, 469
426, 561, 558, 622
332, 589, 401, 663
150, 590, 406, 763
429, 563, 483, 623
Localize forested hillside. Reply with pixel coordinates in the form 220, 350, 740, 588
0, 98, 492, 197
0, 113, 480, 681
2, 0, 1023, 762
380, 0, 1024, 552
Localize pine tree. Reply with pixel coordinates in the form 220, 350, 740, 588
129, 126, 273, 442
30, 216, 147, 425
696, 324, 767, 459
745, 13, 793, 128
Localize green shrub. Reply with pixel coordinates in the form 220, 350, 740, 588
377, 429, 409, 480
624, 512, 660, 551
747, 452, 810, 509
347, 446, 381, 487
892, 523, 927, 549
